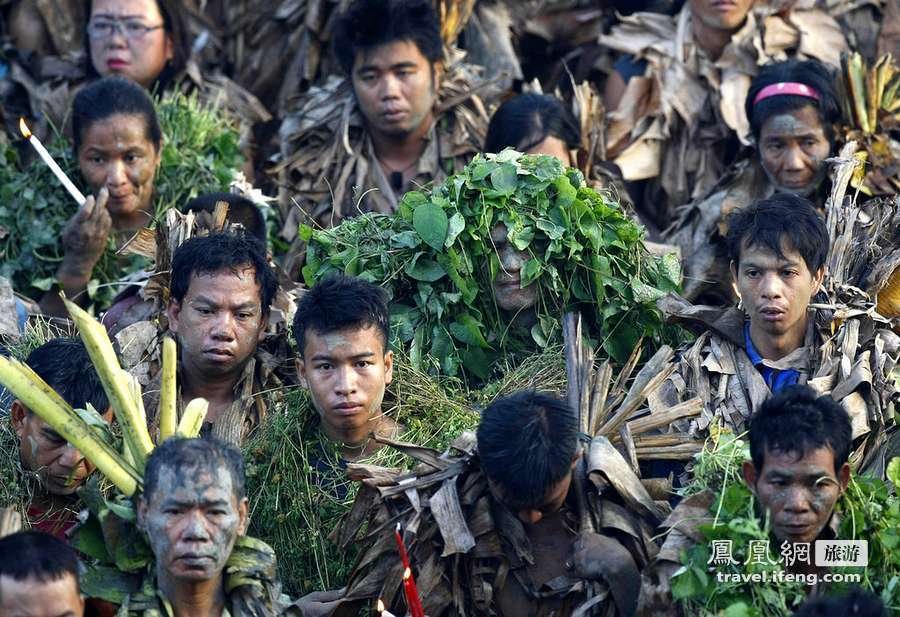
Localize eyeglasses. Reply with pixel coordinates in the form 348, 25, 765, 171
87, 18, 164, 40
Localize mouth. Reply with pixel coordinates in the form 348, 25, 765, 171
496, 278, 522, 290
710, 0, 738, 10
176, 554, 214, 567
381, 109, 408, 123
203, 348, 235, 361
106, 58, 129, 70
759, 307, 786, 322
332, 403, 364, 416
780, 522, 813, 537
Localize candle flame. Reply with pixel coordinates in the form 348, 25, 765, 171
403, 566, 412, 580
19, 118, 32, 139
377, 599, 385, 612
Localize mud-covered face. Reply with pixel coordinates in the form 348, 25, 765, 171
743, 447, 849, 545
0, 572, 84, 617
138, 465, 248, 584
758, 105, 831, 196
12, 402, 112, 496
77, 113, 159, 227
690, 0, 754, 32
351, 40, 438, 140
490, 224, 539, 314
297, 326, 393, 440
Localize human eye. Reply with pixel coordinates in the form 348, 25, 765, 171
125, 21, 148, 34
356, 360, 373, 368
90, 20, 114, 35
744, 269, 759, 278
195, 306, 213, 316
315, 363, 332, 370
782, 269, 798, 277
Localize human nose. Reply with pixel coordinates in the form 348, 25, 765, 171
782, 486, 812, 513
783, 144, 807, 171
106, 161, 128, 187
380, 74, 402, 100
500, 246, 523, 272
105, 21, 128, 46
334, 365, 357, 395
59, 444, 85, 470
210, 312, 236, 340
759, 271, 783, 299
182, 511, 211, 541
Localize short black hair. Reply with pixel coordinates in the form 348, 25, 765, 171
169, 233, 276, 315
748, 386, 852, 475
293, 275, 390, 356
72, 77, 162, 154
143, 437, 245, 502
725, 194, 829, 272
84, 0, 191, 90
182, 193, 267, 245
746, 59, 840, 145
484, 93, 581, 154
0, 531, 81, 587
25, 338, 109, 413
477, 391, 578, 509
332, 0, 442, 76
791, 587, 887, 617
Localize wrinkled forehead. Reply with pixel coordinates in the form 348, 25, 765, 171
150, 463, 235, 503
91, 0, 163, 20
761, 445, 838, 478
738, 236, 804, 268
304, 325, 385, 358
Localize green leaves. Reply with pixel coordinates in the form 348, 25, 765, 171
413, 201, 449, 250
304, 150, 681, 380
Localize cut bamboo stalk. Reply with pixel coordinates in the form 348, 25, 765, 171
0, 356, 139, 495
159, 337, 178, 441
633, 433, 697, 448
63, 296, 154, 470
625, 398, 704, 436
635, 443, 703, 460
177, 398, 209, 438
596, 346, 674, 438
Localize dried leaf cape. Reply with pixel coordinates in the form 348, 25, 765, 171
331, 432, 662, 616
599, 2, 846, 231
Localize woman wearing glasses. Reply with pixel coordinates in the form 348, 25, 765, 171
85, 0, 191, 92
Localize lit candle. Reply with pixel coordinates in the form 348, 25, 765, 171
19, 118, 86, 207
394, 524, 425, 617
376, 599, 398, 617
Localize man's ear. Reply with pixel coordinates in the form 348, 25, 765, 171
742, 460, 758, 495
837, 462, 851, 494
295, 356, 308, 388
167, 299, 182, 334
136, 496, 148, 533
10, 400, 28, 436
571, 447, 583, 470
237, 497, 249, 536
811, 266, 826, 297
257, 313, 269, 343
383, 350, 394, 386
431, 62, 444, 92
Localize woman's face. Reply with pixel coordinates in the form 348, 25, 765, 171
88, 0, 173, 89
77, 113, 160, 225
758, 105, 831, 196
525, 136, 573, 167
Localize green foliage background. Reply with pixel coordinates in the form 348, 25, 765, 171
0, 92, 242, 308
303, 151, 680, 380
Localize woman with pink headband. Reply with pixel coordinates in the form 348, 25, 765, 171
667, 59, 841, 305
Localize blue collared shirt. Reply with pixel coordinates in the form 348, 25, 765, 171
744, 322, 800, 393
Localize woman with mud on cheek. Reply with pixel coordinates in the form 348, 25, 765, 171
39, 76, 163, 318
745, 59, 842, 201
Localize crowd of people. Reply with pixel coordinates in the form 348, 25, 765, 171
0, 0, 899, 616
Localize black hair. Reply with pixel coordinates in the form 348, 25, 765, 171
293, 275, 390, 356
484, 93, 581, 154
477, 391, 578, 509
791, 587, 887, 617
169, 232, 277, 315
332, 0, 442, 76
72, 76, 162, 154
0, 531, 81, 587
745, 59, 840, 145
182, 193, 267, 245
748, 386, 852, 475
84, 0, 191, 90
724, 193, 829, 272
25, 338, 109, 413
143, 437, 245, 502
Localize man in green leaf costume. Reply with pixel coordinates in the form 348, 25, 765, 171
303, 151, 680, 381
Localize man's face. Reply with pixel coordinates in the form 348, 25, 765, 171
168, 268, 267, 379
731, 241, 824, 345
743, 447, 849, 544
0, 573, 84, 617
351, 40, 438, 140
490, 224, 539, 314
296, 326, 393, 439
690, 0, 754, 32
759, 106, 831, 196
138, 465, 248, 584
12, 402, 111, 496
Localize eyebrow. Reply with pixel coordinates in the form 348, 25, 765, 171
741, 260, 801, 270
357, 61, 418, 74
92, 12, 147, 20
160, 498, 230, 508
191, 296, 258, 310
310, 352, 376, 362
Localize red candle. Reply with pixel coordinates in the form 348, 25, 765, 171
394, 524, 425, 617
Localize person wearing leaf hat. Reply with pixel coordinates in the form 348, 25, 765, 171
303, 151, 680, 382
8, 338, 113, 540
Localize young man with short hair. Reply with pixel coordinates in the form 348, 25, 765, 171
136, 437, 251, 617
637, 386, 854, 615
292, 274, 398, 462
276, 0, 490, 273
0, 531, 85, 617
10, 338, 111, 538
144, 233, 279, 446
655, 195, 895, 466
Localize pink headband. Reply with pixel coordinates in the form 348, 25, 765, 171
753, 82, 821, 106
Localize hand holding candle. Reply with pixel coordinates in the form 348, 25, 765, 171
19, 118, 86, 207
